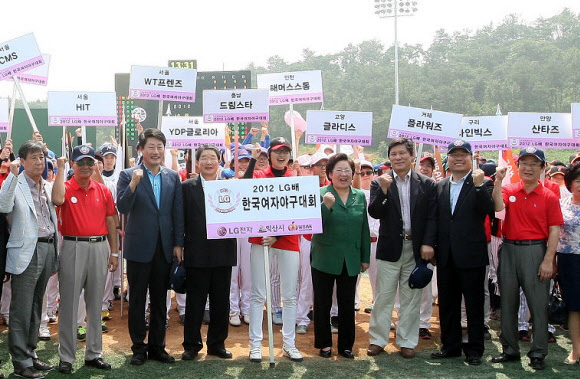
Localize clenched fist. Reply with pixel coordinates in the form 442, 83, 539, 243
378, 173, 393, 194
57, 157, 68, 170
472, 169, 485, 187
9, 160, 20, 176
129, 169, 144, 193
495, 166, 507, 183
323, 192, 335, 210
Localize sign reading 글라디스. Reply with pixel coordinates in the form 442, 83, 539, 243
48, 92, 117, 126
129, 65, 197, 103
203, 89, 269, 123
306, 110, 373, 146
161, 116, 226, 149
257, 70, 323, 105
0, 33, 44, 80
508, 112, 580, 149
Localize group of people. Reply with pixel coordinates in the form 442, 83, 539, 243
0, 123, 578, 378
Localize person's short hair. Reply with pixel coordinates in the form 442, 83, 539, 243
18, 140, 45, 160
564, 162, 580, 192
326, 153, 355, 181
387, 138, 415, 157
195, 145, 220, 161
138, 128, 166, 149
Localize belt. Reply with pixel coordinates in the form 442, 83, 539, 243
503, 238, 545, 246
63, 235, 107, 243
38, 235, 55, 243
370, 237, 378, 243
403, 233, 412, 241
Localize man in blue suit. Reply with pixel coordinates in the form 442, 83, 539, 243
117, 128, 184, 366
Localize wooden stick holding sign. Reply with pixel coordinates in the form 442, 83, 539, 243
12, 76, 39, 133
7, 85, 17, 141
263, 245, 276, 367
289, 104, 297, 161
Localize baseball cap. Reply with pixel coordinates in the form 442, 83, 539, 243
221, 169, 235, 179
549, 165, 565, 177
447, 139, 472, 155
297, 154, 312, 167
360, 160, 373, 170
420, 155, 436, 167
319, 144, 335, 154
570, 152, 580, 164
99, 143, 117, 157
408, 261, 433, 289
71, 145, 95, 162
481, 162, 498, 178
269, 137, 292, 152
310, 152, 329, 166
518, 146, 546, 163
94, 151, 104, 163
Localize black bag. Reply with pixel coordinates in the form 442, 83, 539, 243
548, 279, 567, 326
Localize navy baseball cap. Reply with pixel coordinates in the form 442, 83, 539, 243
518, 146, 546, 163
408, 261, 433, 289
447, 139, 472, 155
99, 143, 117, 157
71, 145, 95, 162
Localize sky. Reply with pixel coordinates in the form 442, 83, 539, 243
1, 0, 579, 100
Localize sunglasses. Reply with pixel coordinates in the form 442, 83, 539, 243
358, 170, 374, 177
76, 160, 95, 167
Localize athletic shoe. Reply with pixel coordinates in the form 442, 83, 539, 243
249, 347, 262, 362
113, 286, 121, 301
102, 310, 112, 321
47, 309, 57, 324
77, 326, 87, 341
101, 321, 108, 333
283, 345, 303, 362
272, 311, 283, 326
108, 300, 114, 312
229, 312, 241, 326
38, 325, 51, 341
296, 325, 308, 334
419, 328, 432, 340
364, 306, 373, 314
242, 314, 250, 324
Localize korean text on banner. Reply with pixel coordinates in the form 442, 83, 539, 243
306, 110, 373, 146
0, 99, 8, 133
129, 65, 197, 103
507, 112, 579, 149
572, 103, 580, 139
257, 70, 323, 105
203, 89, 269, 123
204, 176, 322, 239
388, 105, 463, 148
1, 54, 50, 86
161, 116, 226, 149
48, 92, 117, 126
0, 33, 44, 79
459, 116, 508, 151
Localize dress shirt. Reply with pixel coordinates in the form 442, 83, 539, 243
394, 169, 412, 235
24, 172, 55, 238
449, 171, 471, 214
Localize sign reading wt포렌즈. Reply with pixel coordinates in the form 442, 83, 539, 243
161, 116, 226, 149
306, 110, 373, 146
459, 116, 508, 151
508, 112, 580, 149
129, 65, 197, 103
202, 89, 269, 123
48, 92, 117, 126
257, 70, 323, 105
388, 105, 463, 147
0, 33, 44, 80
572, 103, 580, 140
0, 99, 8, 133
204, 176, 322, 239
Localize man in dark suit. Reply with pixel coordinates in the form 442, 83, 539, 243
430, 140, 494, 366
367, 138, 437, 359
181, 145, 237, 360
117, 128, 184, 366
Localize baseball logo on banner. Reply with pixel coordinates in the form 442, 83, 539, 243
507, 112, 579, 149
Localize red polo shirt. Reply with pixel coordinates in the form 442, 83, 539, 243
58, 176, 117, 236
249, 166, 300, 252
501, 181, 563, 240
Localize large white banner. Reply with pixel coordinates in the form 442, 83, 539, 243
0, 33, 44, 79
306, 110, 373, 146
203, 89, 269, 123
0, 99, 8, 133
257, 70, 323, 105
572, 103, 580, 139
204, 176, 322, 239
48, 92, 117, 126
161, 116, 226, 149
129, 65, 197, 102
388, 105, 463, 147
459, 116, 508, 151
508, 112, 579, 149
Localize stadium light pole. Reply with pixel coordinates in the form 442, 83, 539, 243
373, 0, 419, 105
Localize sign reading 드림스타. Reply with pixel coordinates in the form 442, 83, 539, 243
203, 89, 269, 123
306, 110, 373, 146
507, 112, 579, 149
161, 116, 226, 149
388, 105, 463, 148
257, 70, 323, 105
0, 33, 44, 79
459, 116, 508, 151
48, 92, 117, 126
129, 65, 197, 102
204, 176, 322, 239
0, 99, 9, 133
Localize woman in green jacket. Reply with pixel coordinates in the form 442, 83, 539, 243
311, 153, 371, 359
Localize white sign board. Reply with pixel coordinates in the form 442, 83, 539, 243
459, 116, 508, 151
161, 116, 226, 149
306, 110, 373, 146
257, 70, 323, 105
388, 105, 463, 147
507, 112, 579, 149
0, 99, 8, 133
129, 65, 197, 102
203, 89, 269, 123
204, 176, 322, 239
572, 103, 580, 139
48, 92, 117, 126
0, 33, 44, 79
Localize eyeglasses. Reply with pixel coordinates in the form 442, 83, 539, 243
257, 157, 269, 162
76, 160, 95, 167
359, 170, 374, 177
334, 169, 352, 175
271, 149, 290, 155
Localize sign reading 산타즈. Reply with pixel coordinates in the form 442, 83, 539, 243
306, 110, 373, 146
572, 103, 580, 139
204, 176, 322, 239
161, 116, 226, 149
203, 89, 269, 123
0, 33, 44, 79
507, 112, 579, 149
257, 70, 323, 105
129, 65, 197, 102
0, 99, 8, 133
459, 116, 508, 151
48, 92, 117, 126
388, 105, 463, 147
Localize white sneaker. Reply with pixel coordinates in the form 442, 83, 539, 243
242, 314, 250, 324
272, 311, 283, 325
249, 347, 262, 362
229, 311, 241, 326
38, 325, 51, 340
296, 325, 308, 334
283, 345, 303, 362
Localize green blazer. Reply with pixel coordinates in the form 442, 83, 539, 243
311, 184, 371, 276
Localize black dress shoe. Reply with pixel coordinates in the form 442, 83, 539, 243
491, 352, 520, 363
529, 357, 546, 370
431, 349, 462, 359
466, 355, 482, 366
207, 348, 232, 359
58, 361, 73, 374
339, 350, 355, 359
85, 358, 111, 370
319, 349, 332, 358
32, 359, 54, 371
148, 351, 175, 363
130, 353, 146, 366
181, 350, 198, 361
13, 367, 44, 379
